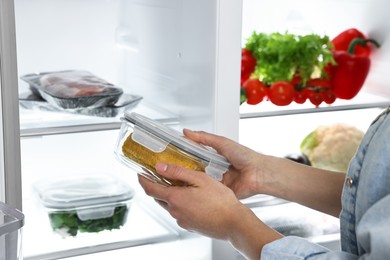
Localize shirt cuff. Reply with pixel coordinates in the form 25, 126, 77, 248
261, 236, 331, 259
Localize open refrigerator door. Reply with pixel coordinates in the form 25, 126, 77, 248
0, 202, 25, 260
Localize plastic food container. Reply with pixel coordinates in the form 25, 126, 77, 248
32, 174, 135, 237
115, 112, 230, 186
21, 70, 124, 109
0, 202, 24, 260
19, 90, 142, 118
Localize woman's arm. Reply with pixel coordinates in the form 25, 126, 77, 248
184, 129, 345, 217
258, 154, 345, 217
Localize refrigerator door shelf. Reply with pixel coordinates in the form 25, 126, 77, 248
0, 201, 25, 260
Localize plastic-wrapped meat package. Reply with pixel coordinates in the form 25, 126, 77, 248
21, 70, 124, 109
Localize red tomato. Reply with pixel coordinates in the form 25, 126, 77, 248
241, 48, 257, 77
290, 74, 302, 87
304, 88, 323, 107
242, 78, 267, 105
268, 81, 295, 106
294, 90, 307, 104
306, 78, 331, 89
321, 89, 337, 104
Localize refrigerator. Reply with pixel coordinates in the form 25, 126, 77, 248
0, 0, 390, 259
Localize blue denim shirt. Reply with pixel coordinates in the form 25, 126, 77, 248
262, 107, 390, 259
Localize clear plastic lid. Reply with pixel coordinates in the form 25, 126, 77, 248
32, 174, 135, 210
122, 112, 231, 180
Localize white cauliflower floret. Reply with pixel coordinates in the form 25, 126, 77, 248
300, 123, 364, 173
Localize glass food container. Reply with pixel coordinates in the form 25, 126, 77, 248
0, 202, 25, 260
32, 174, 134, 237
115, 112, 230, 186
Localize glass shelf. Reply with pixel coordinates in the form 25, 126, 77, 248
240, 91, 390, 119
19, 102, 179, 137
23, 199, 180, 260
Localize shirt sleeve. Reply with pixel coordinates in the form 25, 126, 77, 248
261, 195, 390, 260
261, 236, 357, 260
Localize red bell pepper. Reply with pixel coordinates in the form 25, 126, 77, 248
331, 28, 372, 57
330, 37, 380, 99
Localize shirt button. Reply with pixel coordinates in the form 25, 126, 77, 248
346, 177, 353, 187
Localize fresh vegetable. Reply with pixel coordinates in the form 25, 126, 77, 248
293, 89, 307, 104
305, 88, 323, 107
303, 78, 336, 106
330, 37, 380, 99
242, 78, 267, 105
48, 205, 128, 237
268, 81, 294, 106
245, 32, 335, 85
300, 123, 364, 172
331, 28, 372, 57
240, 87, 247, 105
321, 89, 337, 104
241, 48, 257, 85
306, 78, 331, 89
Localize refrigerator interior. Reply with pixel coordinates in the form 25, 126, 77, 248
16, 0, 240, 138
239, 0, 390, 157
12, 0, 390, 259
14, 0, 241, 259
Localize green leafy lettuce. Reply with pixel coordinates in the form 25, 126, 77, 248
245, 32, 335, 85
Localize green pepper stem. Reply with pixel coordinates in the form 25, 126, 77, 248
348, 37, 381, 54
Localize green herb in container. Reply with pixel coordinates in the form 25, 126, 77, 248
33, 174, 134, 237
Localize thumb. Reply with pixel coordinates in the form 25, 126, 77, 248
155, 162, 202, 186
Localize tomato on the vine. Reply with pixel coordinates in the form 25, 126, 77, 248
304, 88, 323, 107
305, 78, 336, 106
294, 90, 307, 104
268, 81, 295, 106
306, 78, 331, 89
242, 78, 267, 105
321, 89, 337, 104
241, 73, 251, 86
290, 74, 302, 87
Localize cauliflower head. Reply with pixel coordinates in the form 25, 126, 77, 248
300, 123, 364, 173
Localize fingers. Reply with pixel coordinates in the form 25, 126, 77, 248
155, 162, 202, 185
138, 162, 203, 202
138, 173, 170, 202
154, 199, 169, 211
183, 129, 230, 154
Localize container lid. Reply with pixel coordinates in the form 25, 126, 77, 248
123, 112, 231, 180
32, 174, 135, 210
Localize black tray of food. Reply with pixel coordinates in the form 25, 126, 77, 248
19, 90, 142, 118
21, 70, 124, 109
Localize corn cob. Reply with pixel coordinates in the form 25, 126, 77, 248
122, 133, 205, 186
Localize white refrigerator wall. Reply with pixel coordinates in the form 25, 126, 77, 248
14, 0, 241, 140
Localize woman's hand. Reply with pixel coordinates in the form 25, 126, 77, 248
138, 162, 283, 260
183, 129, 265, 199
138, 162, 244, 240
183, 129, 345, 217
